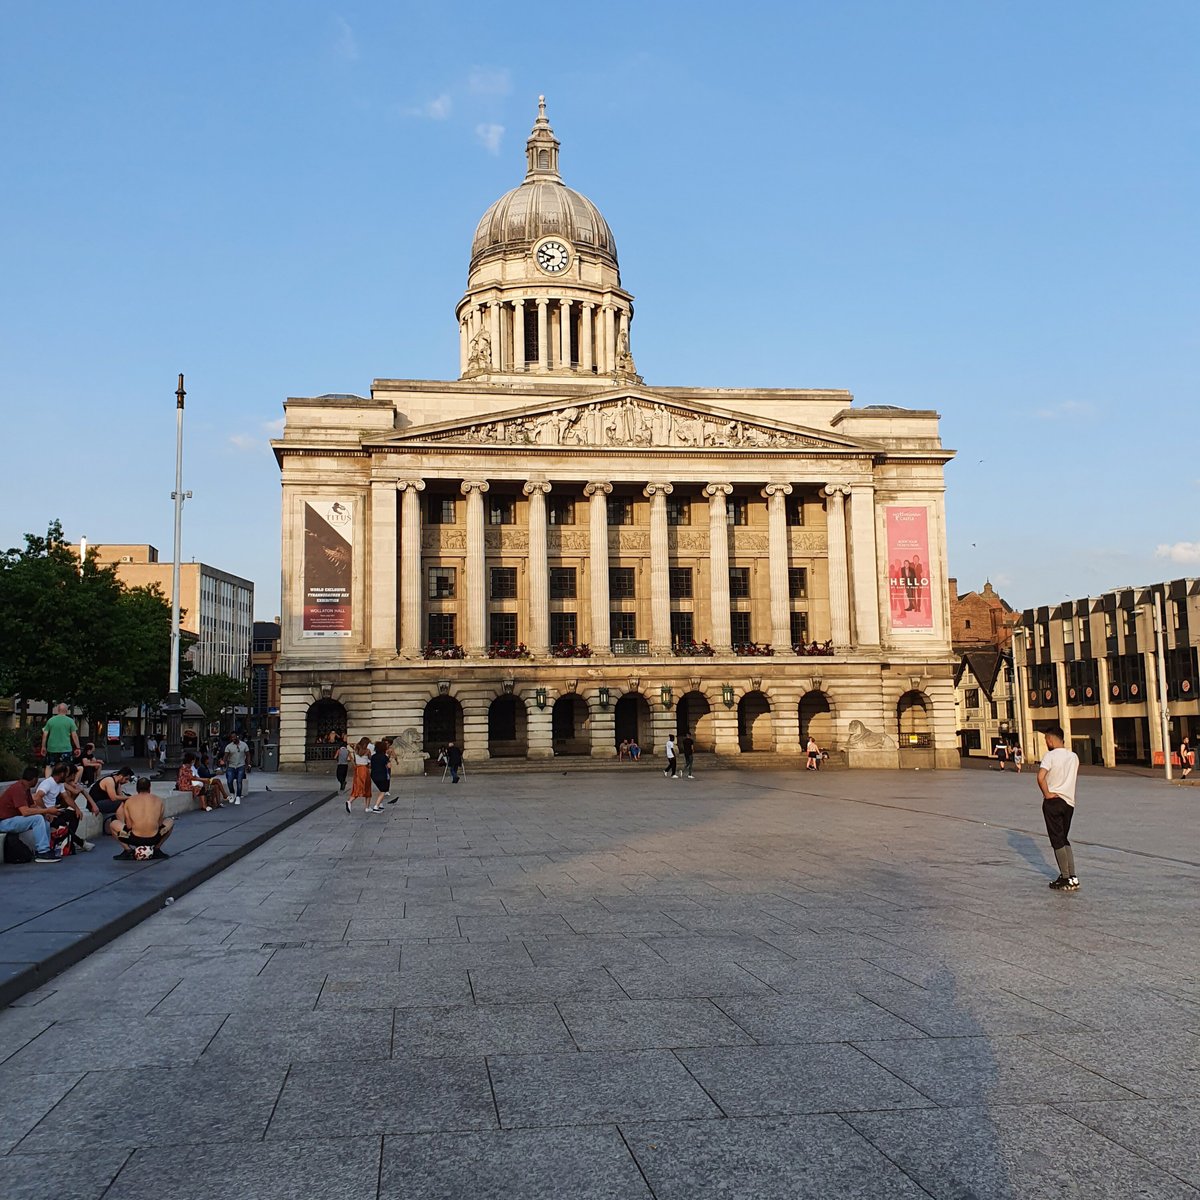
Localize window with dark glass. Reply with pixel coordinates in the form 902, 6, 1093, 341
790, 611, 809, 645
666, 499, 690, 526
786, 499, 805, 526
788, 567, 808, 599
729, 567, 750, 598
488, 496, 516, 525
490, 567, 517, 599
730, 611, 752, 644
550, 612, 577, 645
428, 567, 456, 599
965, 688, 980, 709
607, 497, 633, 526
549, 567, 576, 598
548, 497, 575, 525
670, 611, 694, 645
490, 613, 518, 646
610, 612, 637, 640
669, 567, 692, 599
609, 567, 636, 598
427, 496, 456, 525
726, 497, 748, 526
427, 613, 456, 644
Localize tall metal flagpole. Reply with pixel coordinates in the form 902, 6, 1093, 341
164, 373, 191, 768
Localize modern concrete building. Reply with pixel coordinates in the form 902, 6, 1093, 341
1014, 578, 1199, 767
273, 99, 959, 770
73, 543, 254, 678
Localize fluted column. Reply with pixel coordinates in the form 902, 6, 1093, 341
370, 481, 398, 656
461, 480, 489, 654
585, 481, 612, 653
458, 318, 469, 376
512, 299, 525, 370
581, 303, 594, 372
762, 483, 793, 651
524, 481, 551, 655
559, 299, 572, 368
824, 483, 851, 650
601, 305, 614, 373
536, 299, 549, 371
706, 483, 733, 652
488, 302, 501, 371
644, 483, 673, 654
848, 484, 880, 648
397, 480, 425, 657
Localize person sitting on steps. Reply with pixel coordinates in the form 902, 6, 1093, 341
110, 777, 174, 860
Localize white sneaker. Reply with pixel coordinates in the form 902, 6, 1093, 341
232, 797, 241, 805
81, 840, 95, 851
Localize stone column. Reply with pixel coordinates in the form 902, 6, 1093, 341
559, 299, 572, 368
644, 483, 673, 654
370, 480, 398, 657
581, 303, 594, 372
397, 479, 425, 657
761, 484, 793, 652
458, 318, 468, 376
1054, 659, 1074, 752
512, 299, 525, 370
706, 483, 733, 652
1144, 647, 1163, 761
523, 481, 551, 656
823, 484, 851, 650
1096, 654, 1116, 767
601, 305, 614, 373
848, 484, 881, 648
536, 299, 549, 371
585, 481, 612, 652
460, 481, 489, 655
488, 302, 501, 371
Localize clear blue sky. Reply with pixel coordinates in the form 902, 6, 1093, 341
2, 1, 1196, 617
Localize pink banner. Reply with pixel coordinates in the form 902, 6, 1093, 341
303, 500, 353, 638
885, 506, 933, 630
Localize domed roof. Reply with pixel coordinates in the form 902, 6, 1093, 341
469, 98, 618, 270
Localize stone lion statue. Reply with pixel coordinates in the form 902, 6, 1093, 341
844, 719, 896, 751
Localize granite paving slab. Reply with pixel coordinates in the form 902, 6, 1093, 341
0, 1147, 133, 1200
201, 1008, 392, 1065
1032, 1027, 1200, 1098
0, 1070, 85, 1154
715, 992, 927, 1044
391, 1002, 574, 1057
469, 964, 628, 1004
1059, 1097, 1200, 1188
558, 998, 756, 1051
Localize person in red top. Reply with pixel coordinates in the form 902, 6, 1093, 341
0, 767, 62, 862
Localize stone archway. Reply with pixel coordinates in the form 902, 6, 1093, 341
676, 691, 714, 751
614, 693, 654, 751
305, 699, 347, 764
552, 694, 591, 755
423, 696, 463, 760
738, 690, 774, 752
798, 691, 834, 748
897, 690, 934, 767
488, 695, 528, 758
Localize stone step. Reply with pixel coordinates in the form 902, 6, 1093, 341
433, 752, 844, 775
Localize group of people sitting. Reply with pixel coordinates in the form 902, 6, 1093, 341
616, 739, 643, 761
174, 733, 252, 811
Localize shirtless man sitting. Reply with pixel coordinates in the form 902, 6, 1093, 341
110, 777, 174, 861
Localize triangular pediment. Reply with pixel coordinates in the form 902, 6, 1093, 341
369, 389, 876, 453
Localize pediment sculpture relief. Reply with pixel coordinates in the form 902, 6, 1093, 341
434, 399, 836, 450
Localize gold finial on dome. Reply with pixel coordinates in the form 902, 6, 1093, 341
525, 93, 560, 182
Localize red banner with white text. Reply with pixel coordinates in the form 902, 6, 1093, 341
885, 506, 933, 631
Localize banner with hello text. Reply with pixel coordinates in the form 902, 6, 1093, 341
302, 500, 353, 637
885, 506, 933, 631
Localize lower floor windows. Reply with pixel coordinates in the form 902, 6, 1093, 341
670, 611, 694, 645
730, 611, 752, 645
550, 612, 578, 646
489, 613, 518, 646
790, 611, 809, 645
610, 612, 637, 641
428, 613, 456, 645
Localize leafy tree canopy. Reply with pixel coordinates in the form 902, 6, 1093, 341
183, 672, 249, 722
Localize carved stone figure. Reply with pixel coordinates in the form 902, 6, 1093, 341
843, 719, 896, 751
467, 325, 492, 372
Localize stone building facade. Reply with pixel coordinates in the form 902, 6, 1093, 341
273, 100, 959, 770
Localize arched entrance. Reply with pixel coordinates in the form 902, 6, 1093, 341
488, 695, 528, 758
798, 691, 833, 748
897, 691, 934, 767
676, 691, 714, 751
614, 692, 654, 751
423, 696, 463, 760
552, 694, 590, 755
305, 699, 347, 764
738, 690, 774, 752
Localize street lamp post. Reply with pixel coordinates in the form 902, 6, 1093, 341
1154, 591, 1172, 783
163, 373, 192, 769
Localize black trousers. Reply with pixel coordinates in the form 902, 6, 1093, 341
1042, 796, 1074, 849
336, 764, 348, 790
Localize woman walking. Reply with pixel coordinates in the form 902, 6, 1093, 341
334, 738, 350, 792
348, 737, 372, 813
369, 738, 393, 811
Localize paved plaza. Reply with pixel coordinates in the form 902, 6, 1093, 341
1, 763, 1198, 1198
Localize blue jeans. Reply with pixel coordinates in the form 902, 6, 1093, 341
226, 765, 246, 797
0, 814, 51, 854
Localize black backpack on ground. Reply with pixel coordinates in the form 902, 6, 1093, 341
3, 832, 34, 864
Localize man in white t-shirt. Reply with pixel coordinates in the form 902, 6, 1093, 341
1037, 724, 1081, 891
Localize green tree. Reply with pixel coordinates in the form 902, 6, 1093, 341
184, 672, 249, 725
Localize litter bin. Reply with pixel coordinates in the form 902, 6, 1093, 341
261, 743, 280, 772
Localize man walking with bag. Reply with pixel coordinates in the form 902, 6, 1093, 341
1038, 725, 1081, 891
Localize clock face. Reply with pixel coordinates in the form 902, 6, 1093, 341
535, 239, 570, 274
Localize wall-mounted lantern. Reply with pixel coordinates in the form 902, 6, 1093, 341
598, 686, 611, 708
661, 683, 673, 709
722, 683, 735, 708
535, 687, 548, 709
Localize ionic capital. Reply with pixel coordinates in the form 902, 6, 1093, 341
522, 480, 552, 497
396, 479, 426, 493
460, 480, 490, 496
643, 482, 674, 498
761, 483, 793, 500
823, 483, 851, 499
704, 482, 733, 498
583, 481, 612, 497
